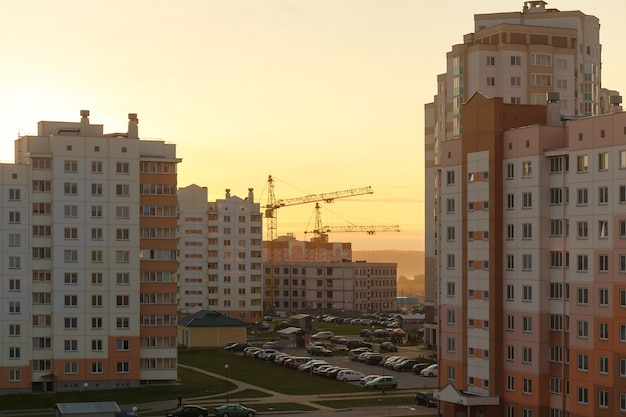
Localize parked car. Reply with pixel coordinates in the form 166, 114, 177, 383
258, 321, 270, 330
297, 359, 327, 372
349, 347, 372, 361
411, 363, 431, 374
243, 347, 260, 357
420, 363, 438, 377
346, 340, 373, 350
415, 392, 437, 407
379, 342, 398, 352
359, 374, 382, 385
359, 329, 372, 338
224, 342, 250, 352
311, 331, 334, 340
309, 346, 333, 356
394, 359, 420, 372
330, 335, 348, 344
365, 354, 384, 365
364, 376, 398, 390
213, 404, 257, 417
256, 349, 278, 360
325, 367, 346, 379
336, 369, 366, 382
165, 405, 209, 417
262, 341, 283, 350
288, 356, 313, 369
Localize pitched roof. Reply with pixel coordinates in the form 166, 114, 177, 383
178, 309, 249, 327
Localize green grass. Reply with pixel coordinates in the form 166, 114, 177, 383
0, 367, 225, 411
314, 394, 415, 408
179, 349, 363, 395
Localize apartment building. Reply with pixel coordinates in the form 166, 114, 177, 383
178, 186, 263, 322
433, 89, 626, 416
424, 0, 616, 354
267, 258, 397, 316
0, 110, 179, 393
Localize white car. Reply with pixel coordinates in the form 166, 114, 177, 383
336, 369, 365, 382
359, 374, 382, 385
311, 331, 334, 340
420, 363, 438, 377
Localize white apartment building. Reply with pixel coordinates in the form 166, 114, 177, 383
178, 186, 263, 322
0, 110, 179, 392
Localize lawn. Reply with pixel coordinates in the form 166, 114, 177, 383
179, 348, 363, 395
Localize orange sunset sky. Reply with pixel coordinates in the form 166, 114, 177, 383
1, 1, 625, 251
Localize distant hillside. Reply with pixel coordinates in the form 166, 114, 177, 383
352, 250, 424, 279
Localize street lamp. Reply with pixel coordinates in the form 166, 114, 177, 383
224, 364, 230, 402
132, 406, 138, 416
83, 382, 88, 391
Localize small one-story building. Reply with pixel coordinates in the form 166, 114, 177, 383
277, 326, 305, 348
178, 309, 249, 348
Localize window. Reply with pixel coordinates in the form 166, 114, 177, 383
116, 228, 130, 240
507, 345, 514, 360
9, 211, 20, 223
599, 254, 609, 272
598, 152, 609, 170
116, 206, 130, 219
92, 362, 103, 374
91, 317, 103, 329
64, 205, 78, 218
550, 377, 562, 394
9, 256, 21, 269
446, 198, 455, 213
506, 224, 514, 239
511, 56, 521, 66
64, 272, 78, 284
578, 387, 588, 405
447, 227, 455, 241
523, 285, 532, 302
523, 347, 532, 364
511, 76, 521, 87
599, 356, 609, 375
506, 285, 514, 301
577, 221, 588, 238
64, 160, 78, 173
522, 223, 532, 239
487, 76, 495, 86
577, 155, 589, 172
116, 361, 130, 373
523, 161, 532, 177
447, 282, 455, 297
8, 188, 21, 201
64, 227, 78, 239
578, 353, 589, 371
599, 388, 608, 408
446, 170, 455, 185
64, 317, 78, 329
64, 339, 78, 352
550, 315, 563, 331
91, 205, 103, 218
556, 79, 567, 89
599, 288, 609, 306
116, 317, 130, 329
506, 315, 515, 331
578, 287, 589, 304
116, 162, 130, 174
447, 254, 455, 269
599, 322, 609, 341
549, 188, 563, 204
506, 194, 514, 209
64, 295, 78, 307
64, 182, 78, 195
506, 163, 514, 179
116, 273, 130, 284
116, 251, 130, 263
447, 337, 455, 352
116, 339, 130, 351
91, 183, 103, 196
599, 186, 609, 204
577, 255, 589, 272
523, 316, 532, 332
599, 221, 609, 239
64, 250, 78, 263
523, 378, 532, 394
447, 310, 456, 325
522, 192, 532, 208
486, 56, 495, 66
578, 320, 589, 338
116, 295, 130, 307
116, 184, 130, 196
522, 254, 532, 270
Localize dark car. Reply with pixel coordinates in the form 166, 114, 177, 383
380, 342, 398, 352
412, 362, 430, 374
309, 346, 333, 356
346, 340, 372, 350
214, 404, 257, 417
165, 405, 209, 417
359, 329, 372, 338
225, 342, 251, 352
415, 392, 437, 407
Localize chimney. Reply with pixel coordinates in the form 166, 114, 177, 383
80, 110, 90, 133
546, 92, 562, 126
128, 113, 139, 138
610, 95, 623, 113
225, 189, 231, 198
248, 188, 254, 202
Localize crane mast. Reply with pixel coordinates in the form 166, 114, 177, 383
263, 175, 374, 313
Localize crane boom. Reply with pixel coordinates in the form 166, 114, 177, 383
263, 175, 374, 313
307, 225, 401, 235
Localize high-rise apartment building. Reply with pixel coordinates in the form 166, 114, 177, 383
425, 2, 625, 416
178, 186, 263, 322
0, 111, 179, 392
424, 0, 615, 356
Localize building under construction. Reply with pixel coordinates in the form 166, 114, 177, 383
263, 235, 397, 316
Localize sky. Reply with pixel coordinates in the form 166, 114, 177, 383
1, 0, 625, 252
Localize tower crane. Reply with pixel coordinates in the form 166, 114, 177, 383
263, 175, 373, 313
305, 202, 400, 261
